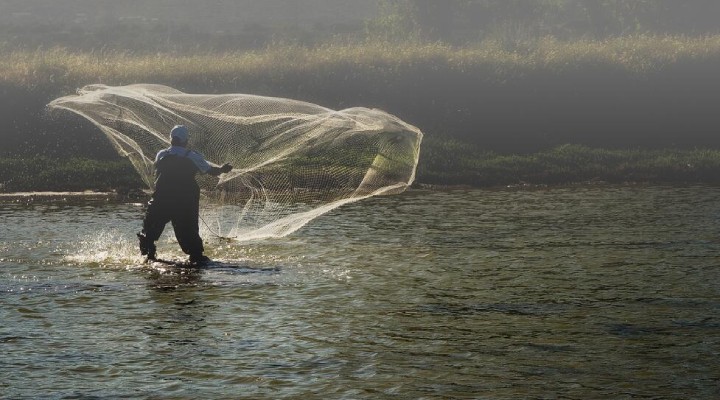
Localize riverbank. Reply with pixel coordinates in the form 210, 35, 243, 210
2, 35, 720, 159
0, 157, 140, 193
2, 36, 720, 190
3, 144, 720, 193
418, 142, 720, 187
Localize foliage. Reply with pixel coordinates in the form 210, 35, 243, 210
0, 0, 370, 53
0, 156, 142, 192
417, 141, 720, 187
3, 143, 720, 192
3, 1, 720, 53
3, 35, 720, 89
370, 0, 720, 45
3, 34, 720, 163
3, 35, 720, 188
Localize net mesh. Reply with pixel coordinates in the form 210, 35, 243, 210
48, 84, 423, 240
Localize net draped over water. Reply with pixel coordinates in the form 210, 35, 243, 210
48, 84, 423, 240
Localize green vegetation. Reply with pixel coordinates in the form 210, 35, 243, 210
3, 35, 720, 89
0, 157, 142, 192
4, 1, 720, 53
418, 141, 720, 187
3, 14, 720, 190
2, 2, 720, 192
4, 34, 720, 153
372, 1, 720, 44
3, 144, 720, 193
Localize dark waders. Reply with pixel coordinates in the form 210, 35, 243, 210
138, 153, 205, 260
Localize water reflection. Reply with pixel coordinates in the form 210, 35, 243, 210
146, 266, 204, 291
2, 187, 720, 398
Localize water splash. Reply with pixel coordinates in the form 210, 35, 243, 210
64, 229, 141, 267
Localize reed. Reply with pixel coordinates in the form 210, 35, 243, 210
4, 35, 720, 154
3, 35, 720, 90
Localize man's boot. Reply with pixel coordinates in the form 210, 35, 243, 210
189, 253, 211, 266
137, 232, 156, 262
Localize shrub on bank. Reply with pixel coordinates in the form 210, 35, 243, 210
417, 142, 720, 187
0, 157, 142, 192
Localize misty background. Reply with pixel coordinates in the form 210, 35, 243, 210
3, 1, 720, 52
3, 1, 720, 189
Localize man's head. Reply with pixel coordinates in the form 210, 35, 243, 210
170, 125, 189, 146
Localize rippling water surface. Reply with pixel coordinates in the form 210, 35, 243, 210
2, 186, 720, 399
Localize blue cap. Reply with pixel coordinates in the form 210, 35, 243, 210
170, 125, 189, 143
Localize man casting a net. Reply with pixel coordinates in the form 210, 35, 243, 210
49, 84, 423, 242
137, 125, 233, 264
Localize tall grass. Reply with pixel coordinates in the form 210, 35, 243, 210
5, 35, 720, 153
3, 35, 720, 90
3, 36, 720, 189
0, 157, 141, 192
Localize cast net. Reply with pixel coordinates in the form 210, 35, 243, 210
48, 84, 423, 240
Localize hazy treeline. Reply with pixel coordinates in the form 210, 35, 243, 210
374, 0, 720, 44
3, 1, 720, 52
0, 0, 373, 52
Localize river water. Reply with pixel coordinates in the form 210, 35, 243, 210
1, 186, 719, 399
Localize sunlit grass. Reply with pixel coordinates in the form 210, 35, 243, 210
3, 35, 720, 89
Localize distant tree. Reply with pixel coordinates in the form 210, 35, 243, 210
367, 0, 720, 44
649, 0, 720, 34
406, 0, 458, 41
441, 0, 566, 44
579, 0, 720, 37
367, 0, 547, 44
365, 0, 419, 42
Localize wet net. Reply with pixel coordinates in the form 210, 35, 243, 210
48, 84, 423, 240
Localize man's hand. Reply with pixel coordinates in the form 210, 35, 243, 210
208, 163, 234, 176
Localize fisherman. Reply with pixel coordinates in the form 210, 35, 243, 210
137, 125, 232, 264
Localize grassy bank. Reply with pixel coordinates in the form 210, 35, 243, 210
2, 35, 720, 158
3, 144, 720, 193
0, 157, 142, 193
419, 141, 720, 187
3, 36, 719, 88
2, 36, 720, 189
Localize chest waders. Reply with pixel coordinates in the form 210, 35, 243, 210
138, 151, 205, 259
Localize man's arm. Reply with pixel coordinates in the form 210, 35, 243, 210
186, 151, 232, 176
207, 163, 233, 176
